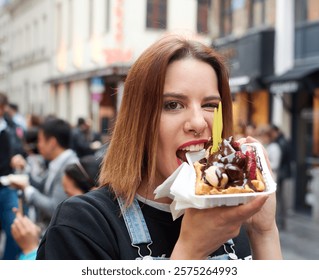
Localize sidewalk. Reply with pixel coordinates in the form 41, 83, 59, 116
279, 212, 319, 260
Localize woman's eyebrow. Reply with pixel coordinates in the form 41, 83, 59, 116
163, 93, 221, 101
163, 92, 188, 99
203, 95, 221, 102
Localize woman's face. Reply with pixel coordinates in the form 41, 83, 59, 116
62, 174, 84, 197
156, 58, 221, 185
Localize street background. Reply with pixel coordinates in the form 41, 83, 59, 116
280, 212, 319, 260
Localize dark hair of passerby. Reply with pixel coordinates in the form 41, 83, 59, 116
8, 103, 18, 112
270, 124, 280, 134
0, 92, 8, 106
64, 155, 101, 193
23, 127, 40, 154
40, 118, 72, 149
27, 114, 43, 128
77, 117, 86, 126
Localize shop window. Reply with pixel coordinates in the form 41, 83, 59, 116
197, 0, 211, 34
308, 0, 319, 22
220, 0, 233, 36
295, 0, 307, 24
146, 0, 167, 30
249, 0, 266, 28
295, 0, 319, 24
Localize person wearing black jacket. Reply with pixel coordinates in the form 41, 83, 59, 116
0, 92, 24, 259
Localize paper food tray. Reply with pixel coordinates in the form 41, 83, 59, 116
154, 142, 276, 219
189, 142, 276, 208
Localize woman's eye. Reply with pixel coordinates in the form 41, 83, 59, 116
163, 101, 183, 111
202, 103, 218, 111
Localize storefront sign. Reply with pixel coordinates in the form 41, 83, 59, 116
214, 29, 274, 79
269, 81, 299, 94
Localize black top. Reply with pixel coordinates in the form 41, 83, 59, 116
0, 119, 24, 178
36, 187, 251, 260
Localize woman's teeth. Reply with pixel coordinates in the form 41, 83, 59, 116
180, 143, 205, 152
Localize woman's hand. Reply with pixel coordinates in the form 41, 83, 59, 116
236, 136, 277, 230
171, 195, 269, 260
237, 136, 282, 259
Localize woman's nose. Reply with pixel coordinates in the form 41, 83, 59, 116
184, 108, 208, 134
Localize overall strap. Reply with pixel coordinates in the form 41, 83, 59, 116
117, 197, 153, 259
117, 197, 240, 260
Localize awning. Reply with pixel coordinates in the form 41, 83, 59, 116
229, 76, 263, 93
268, 64, 319, 94
229, 76, 250, 93
45, 65, 130, 85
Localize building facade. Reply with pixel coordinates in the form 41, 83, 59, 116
42, 0, 213, 135
1, 0, 212, 130
211, 0, 319, 214
1, 0, 53, 116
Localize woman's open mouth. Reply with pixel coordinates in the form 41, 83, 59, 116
176, 143, 205, 163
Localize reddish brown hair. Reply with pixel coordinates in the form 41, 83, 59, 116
99, 35, 233, 205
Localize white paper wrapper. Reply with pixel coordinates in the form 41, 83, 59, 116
154, 142, 277, 220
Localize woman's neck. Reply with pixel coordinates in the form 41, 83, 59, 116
137, 178, 172, 204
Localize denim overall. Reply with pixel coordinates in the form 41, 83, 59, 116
117, 197, 239, 260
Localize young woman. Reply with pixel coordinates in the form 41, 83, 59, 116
36, 35, 282, 260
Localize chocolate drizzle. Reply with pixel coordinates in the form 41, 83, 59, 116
199, 136, 261, 190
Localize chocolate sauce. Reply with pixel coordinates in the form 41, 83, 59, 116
200, 137, 260, 190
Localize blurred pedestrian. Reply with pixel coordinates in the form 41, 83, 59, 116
255, 125, 282, 181
26, 114, 43, 129
11, 127, 47, 186
0, 92, 24, 259
6, 103, 27, 135
244, 123, 256, 138
270, 124, 292, 230
71, 117, 102, 158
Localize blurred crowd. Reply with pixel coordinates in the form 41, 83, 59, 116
0, 92, 105, 260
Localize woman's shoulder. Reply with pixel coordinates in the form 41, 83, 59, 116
53, 187, 120, 225
38, 187, 126, 259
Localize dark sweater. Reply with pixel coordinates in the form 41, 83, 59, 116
0, 129, 12, 176
36, 187, 251, 260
